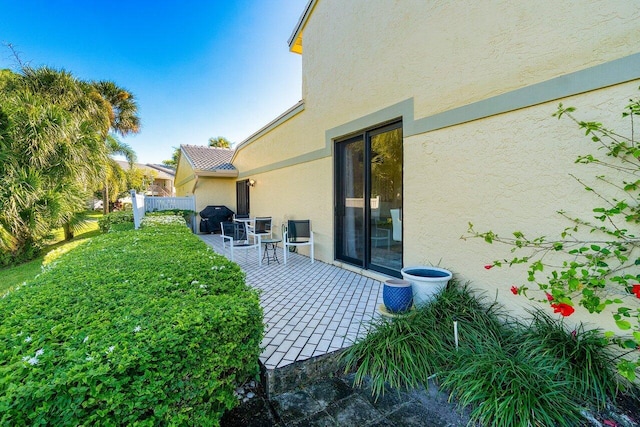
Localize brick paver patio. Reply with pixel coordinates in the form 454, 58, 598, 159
198, 234, 384, 370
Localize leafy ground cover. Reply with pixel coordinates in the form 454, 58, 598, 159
342, 281, 640, 426
0, 215, 263, 426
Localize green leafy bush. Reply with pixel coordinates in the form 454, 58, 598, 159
97, 210, 135, 232
465, 95, 640, 380
518, 310, 621, 408
343, 280, 635, 426
0, 218, 263, 426
342, 281, 505, 397
141, 214, 187, 228
0, 242, 42, 268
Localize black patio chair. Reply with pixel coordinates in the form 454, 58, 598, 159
220, 221, 262, 265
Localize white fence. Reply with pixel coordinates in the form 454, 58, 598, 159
145, 196, 195, 213
130, 190, 146, 230
130, 191, 196, 231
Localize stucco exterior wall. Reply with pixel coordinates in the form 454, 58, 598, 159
230, 0, 640, 325
301, 0, 640, 128
233, 109, 327, 175
403, 81, 637, 323
190, 178, 237, 216
241, 156, 333, 259
175, 155, 237, 223
174, 154, 195, 194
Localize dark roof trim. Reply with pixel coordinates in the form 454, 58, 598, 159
287, 0, 317, 52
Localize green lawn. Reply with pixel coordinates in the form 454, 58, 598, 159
0, 213, 102, 294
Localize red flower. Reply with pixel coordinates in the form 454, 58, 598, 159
551, 303, 575, 317
545, 292, 554, 302
631, 284, 640, 299
484, 264, 493, 270
510, 286, 519, 295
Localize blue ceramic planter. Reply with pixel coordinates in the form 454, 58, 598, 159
383, 279, 413, 314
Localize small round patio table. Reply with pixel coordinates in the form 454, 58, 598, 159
261, 238, 282, 265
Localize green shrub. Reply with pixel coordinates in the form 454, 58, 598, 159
0, 218, 264, 426
97, 210, 135, 233
141, 214, 186, 228
342, 280, 505, 397
146, 209, 195, 220
344, 280, 634, 426
518, 310, 622, 408
440, 333, 585, 426
0, 242, 42, 268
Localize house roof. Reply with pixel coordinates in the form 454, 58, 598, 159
288, 0, 317, 54
115, 161, 175, 180
147, 164, 175, 176
180, 145, 237, 177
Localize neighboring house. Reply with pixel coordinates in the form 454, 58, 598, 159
145, 164, 177, 197
195, 1, 640, 321
117, 161, 176, 197
174, 145, 238, 218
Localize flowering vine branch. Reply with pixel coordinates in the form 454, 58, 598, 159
462, 93, 640, 380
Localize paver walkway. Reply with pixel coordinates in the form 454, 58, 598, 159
198, 234, 384, 370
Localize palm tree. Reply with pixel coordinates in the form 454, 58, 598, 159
0, 66, 112, 257
208, 136, 232, 148
162, 147, 181, 168
93, 81, 140, 215
0, 64, 141, 263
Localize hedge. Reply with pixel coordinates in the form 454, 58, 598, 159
0, 217, 264, 426
97, 210, 135, 233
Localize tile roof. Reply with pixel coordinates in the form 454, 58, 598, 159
115, 161, 175, 179
181, 145, 236, 172
147, 164, 175, 175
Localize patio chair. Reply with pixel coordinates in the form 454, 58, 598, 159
390, 209, 402, 242
371, 208, 390, 249
283, 220, 314, 264
249, 217, 272, 240
220, 221, 262, 265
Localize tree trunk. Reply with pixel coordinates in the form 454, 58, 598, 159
103, 184, 109, 215
63, 222, 74, 241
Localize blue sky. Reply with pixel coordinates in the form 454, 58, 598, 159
0, 0, 305, 164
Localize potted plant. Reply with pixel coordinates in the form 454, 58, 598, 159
400, 266, 452, 306
382, 279, 413, 314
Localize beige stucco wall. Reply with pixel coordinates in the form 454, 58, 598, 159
174, 153, 195, 194
230, 0, 640, 326
233, 109, 326, 173
301, 0, 640, 127
240, 155, 333, 259
191, 178, 237, 217
403, 81, 638, 326
177, 176, 237, 228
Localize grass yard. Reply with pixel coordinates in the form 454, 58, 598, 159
0, 212, 102, 294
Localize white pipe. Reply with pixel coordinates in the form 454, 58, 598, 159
454, 320, 459, 351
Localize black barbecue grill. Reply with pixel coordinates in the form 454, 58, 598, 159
199, 205, 234, 233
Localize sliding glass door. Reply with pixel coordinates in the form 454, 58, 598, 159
335, 121, 402, 276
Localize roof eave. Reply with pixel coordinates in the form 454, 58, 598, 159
231, 100, 305, 163
195, 169, 239, 178
287, 0, 317, 54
